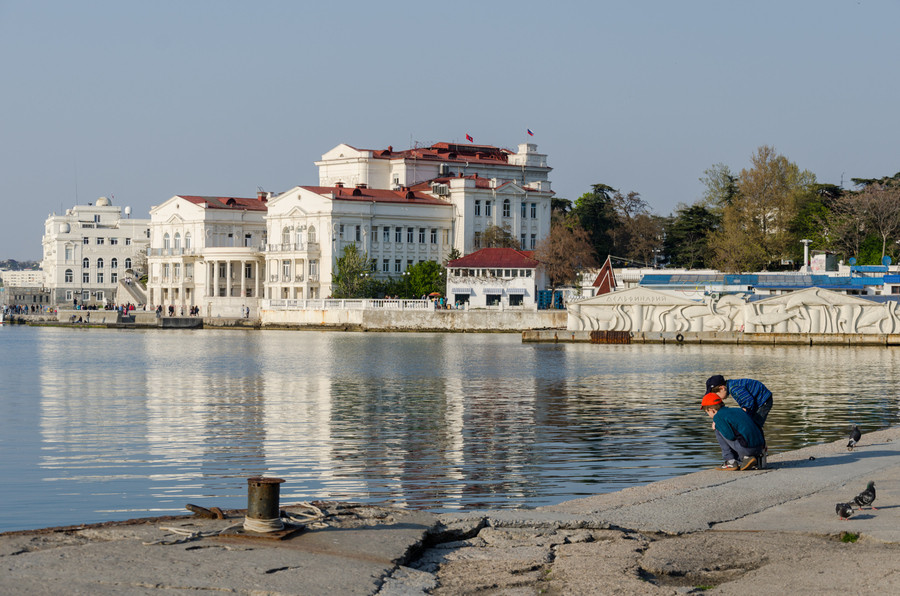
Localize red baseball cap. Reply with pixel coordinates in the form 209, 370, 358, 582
700, 393, 724, 409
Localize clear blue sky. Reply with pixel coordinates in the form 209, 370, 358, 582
2, 0, 898, 260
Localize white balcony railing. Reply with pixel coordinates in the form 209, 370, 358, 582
263, 299, 431, 311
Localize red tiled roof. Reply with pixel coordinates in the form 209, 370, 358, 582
359, 142, 515, 165
408, 175, 554, 194
178, 196, 268, 211
301, 185, 449, 206
449, 248, 539, 269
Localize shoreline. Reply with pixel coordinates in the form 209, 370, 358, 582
3, 426, 900, 594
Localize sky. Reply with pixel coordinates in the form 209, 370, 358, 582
1, 0, 898, 260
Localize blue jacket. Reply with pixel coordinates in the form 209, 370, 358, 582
713, 406, 765, 450
727, 378, 772, 412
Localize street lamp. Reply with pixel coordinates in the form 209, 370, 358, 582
800, 239, 812, 272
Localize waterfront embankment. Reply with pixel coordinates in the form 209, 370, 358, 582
525, 328, 900, 346
3, 426, 899, 594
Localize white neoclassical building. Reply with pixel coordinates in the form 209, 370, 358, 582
41, 197, 150, 306
147, 193, 268, 316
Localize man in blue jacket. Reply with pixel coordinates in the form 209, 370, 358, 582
701, 393, 766, 470
706, 374, 772, 429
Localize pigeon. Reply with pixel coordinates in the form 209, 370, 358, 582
853, 481, 877, 510
836, 502, 854, 520
847, 425, 862, 451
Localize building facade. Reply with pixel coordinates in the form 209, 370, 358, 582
41, 198, 150, 306
446, 247, 543, 308
147, 194, 268, 316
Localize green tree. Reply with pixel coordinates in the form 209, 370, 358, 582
571, 183, 619, 259
331, 244, 374, 298
664, 204, 720, 268
699, 163, 739, 211
406, 260, 445, 298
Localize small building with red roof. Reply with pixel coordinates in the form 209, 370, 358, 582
446, 247, 544, 308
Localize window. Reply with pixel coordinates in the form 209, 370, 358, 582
66, 290, 73, 300
96, 291, 104, 301
521, 233, 526, 248
339, 224, 344, 239
530, 233, 536, 249
186, 263, 193, 278
83, 272, 90, 283
110, 238, 118, 245
383, 259, 390, 272
392, 174, 400, 188
174, 264, 181, 280
355, 225, 361, 242
282, 227, 291, 245
407, 227, 414, 243
83, 236, 89, 245
474, 200, 481, 216
310, 260, 318, 277
96, 237, 104, 245
245, 263, 252, 279
174, 233, 181, 249
83, 257, 90, 269
125, 258, 132, 270
418, 228, 425, 243
503, 199, 510, 217
185, 232, 191, 249
125, 238, 132, 245
94, 215, 100, 223
383, 227, 390, 242
82, 291, 89, 301
372, 226, 378, 240
163, 233, 170, 249
531, 203, 537, 218
244, 233, 252, 247
97, 258, 104, 269
64, 246, 73, 261
111, 258, 118, 269
474, 232, 482, 249
394, 259, 401, 273
282, 260, 291, 279
65, 269, 73, 283
443, 229, 450, 244
395, 227, 402, 242
521, 202, 527, 218
485, 200, 493, 217
111, 272, 118, 283
162, 264, 170, 279
308, 226, 317, 243
430, 229, 437, 244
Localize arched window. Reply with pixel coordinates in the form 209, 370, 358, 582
174, 232, 181, 249
184, 232, 192, 249
82, 257, 90, 269
65, 269, 73, 283
503, 198, 510, 217
125, 258, 132, 270
308, 226, 317, 244
163, 233, 171, 249
111, 258, 118, 269
282, 226, 291, 245
97, 258, 104, 269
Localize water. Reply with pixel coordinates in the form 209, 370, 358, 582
1, 325, 898, 532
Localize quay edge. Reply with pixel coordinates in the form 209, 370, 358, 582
523, 329, 900, 346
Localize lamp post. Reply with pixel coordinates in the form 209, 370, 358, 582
800, 239, 812, 272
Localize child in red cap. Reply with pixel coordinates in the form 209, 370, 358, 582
701, 392, 766, 471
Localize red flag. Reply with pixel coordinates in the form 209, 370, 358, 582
465, 133, 473, 142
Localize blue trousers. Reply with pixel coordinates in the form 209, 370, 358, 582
748, 398, 773, 429
715, 429, 763, 463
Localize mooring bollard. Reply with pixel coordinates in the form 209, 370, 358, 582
244, 477, 285, 532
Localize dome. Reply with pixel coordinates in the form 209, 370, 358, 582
96, 196, 111, 206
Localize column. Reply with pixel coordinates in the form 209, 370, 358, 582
226, 259, 233, 298
240, 259, 247, 298
213, 260, 219, 298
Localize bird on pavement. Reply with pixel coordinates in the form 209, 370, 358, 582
836, 502, 854, 520
853, 481, 877, 510
847, 425, 862, 451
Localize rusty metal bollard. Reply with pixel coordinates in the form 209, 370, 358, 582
244, 477, 285, 532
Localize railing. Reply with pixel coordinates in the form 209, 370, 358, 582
264, 242, 319, 252
147, 248, 196, 257
264, 299, 432, 311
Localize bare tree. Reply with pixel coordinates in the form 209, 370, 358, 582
860, 184, 900, 261
481, 224, 520, 248
533, 222, 598, 297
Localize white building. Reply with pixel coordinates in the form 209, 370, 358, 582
446, 247, 543, 308
41, 198, 150, 306
0, 269, 44, 287
147, 194, 268, 316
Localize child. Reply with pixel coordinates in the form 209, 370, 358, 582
701, 392, 766, 471
706, 375, 772, 430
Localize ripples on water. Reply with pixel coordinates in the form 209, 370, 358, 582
1, 325, 898, 532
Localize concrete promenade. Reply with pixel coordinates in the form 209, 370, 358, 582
2, 427, 900, 594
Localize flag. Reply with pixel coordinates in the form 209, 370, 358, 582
465, 133, 473, 142
527, 129, 534, 136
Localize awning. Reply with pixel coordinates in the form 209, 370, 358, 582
483, 288, 502, 294
451, 288, 472, 294
505, 288, 526, 294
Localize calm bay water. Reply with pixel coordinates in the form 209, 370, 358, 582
1, 324, 898, 532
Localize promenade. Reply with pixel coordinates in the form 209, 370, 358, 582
2, 427, 899, 594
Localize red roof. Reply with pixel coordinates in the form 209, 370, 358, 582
408, 174, 553, 194
449, 248, 539, 269
301, 185, 448, 205
178, 196, 268, 211
354, 142, 515, 165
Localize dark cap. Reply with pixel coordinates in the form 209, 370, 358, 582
705, 375, 726, 393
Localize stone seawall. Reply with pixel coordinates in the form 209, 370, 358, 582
525, 329, 900, 345
261, 308, 567, 332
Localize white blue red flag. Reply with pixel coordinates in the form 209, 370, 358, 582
527, 129, 534, 136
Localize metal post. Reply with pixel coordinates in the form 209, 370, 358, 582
247, 477, 285, 521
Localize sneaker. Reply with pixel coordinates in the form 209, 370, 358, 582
740, 455, 758, 471
718, 459, 739, 471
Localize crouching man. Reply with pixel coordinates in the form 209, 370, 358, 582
701, 393, 766, 471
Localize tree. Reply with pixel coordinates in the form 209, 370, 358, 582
664, 204, 720, 268
571, 183, 618, 259
331, 244, 374, 298
860, 184, 900, 261
699, 163, 739, 211
406, 260, 445, 298
708, 206, 768, 272
481, 224, 519, 248
533, 221, 598, 297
